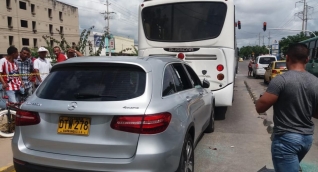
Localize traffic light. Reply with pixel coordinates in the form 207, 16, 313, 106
238, 21, 241, 29
263, 22, 267, 32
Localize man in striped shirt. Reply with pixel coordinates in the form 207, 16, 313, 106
0, 46, 23, 104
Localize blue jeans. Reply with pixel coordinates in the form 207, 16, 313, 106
6, 90, 19, 103
271, 133, 313, 172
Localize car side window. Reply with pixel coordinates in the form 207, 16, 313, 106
171, 63, 193, 91
184, 64, 202, 88
162, 65, 177, 97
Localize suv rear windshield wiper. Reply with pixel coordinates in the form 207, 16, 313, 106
74, 93, 117, 99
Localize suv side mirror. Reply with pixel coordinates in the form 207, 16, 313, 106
202, 79, 210, 88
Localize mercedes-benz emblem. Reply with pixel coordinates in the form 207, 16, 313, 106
68, 102, 77, 111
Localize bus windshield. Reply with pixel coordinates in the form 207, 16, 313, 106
141, 2, 227, 42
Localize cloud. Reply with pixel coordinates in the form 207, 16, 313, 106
59, 0, 143, 42
235, 0, 318, 47
59, 0, 318, 47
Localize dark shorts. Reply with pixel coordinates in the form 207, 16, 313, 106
248, 67, 253, 71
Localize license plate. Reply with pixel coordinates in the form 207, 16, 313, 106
57, 116, 91, 136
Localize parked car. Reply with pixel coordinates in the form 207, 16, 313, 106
263, 60, 287, 84
252, 55, 277, 78
12, 56, 215, 172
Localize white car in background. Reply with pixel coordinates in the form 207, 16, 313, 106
252, 55, 277, 78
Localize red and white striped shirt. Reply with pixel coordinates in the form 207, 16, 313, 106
0, 58, 21, 91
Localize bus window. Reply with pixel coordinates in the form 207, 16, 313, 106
141, 2, 227, 42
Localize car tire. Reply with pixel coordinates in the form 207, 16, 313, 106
204, 101, 215, 133
176, 133, 194, 172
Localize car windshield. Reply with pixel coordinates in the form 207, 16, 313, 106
259, 57, 276, 64
36, 63, 146, 101
275, 62, 286, 69
141, 2, 227, 42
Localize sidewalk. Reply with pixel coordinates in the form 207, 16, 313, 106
0, 138, 14, 172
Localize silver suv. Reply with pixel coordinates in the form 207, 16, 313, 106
12, 56, 215, 172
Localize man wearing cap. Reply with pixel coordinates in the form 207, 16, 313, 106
34, 47, 52, 87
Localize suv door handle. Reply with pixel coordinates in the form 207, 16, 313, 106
186, 96, 192, 102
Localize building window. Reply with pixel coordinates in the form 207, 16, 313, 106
6, 0, 11, 9
19, 1, 27, 10
48, 8, 52, 18
7, 17, 12, 28
59, 11, 63, 21
33, 38, 38, 48
9, 36, 13, 46
32, 21, 36, 31
22, 38, 29, 46
21, 20, 28, 28
49, 24, 53, 34
31, 4, 35, 14
50, 40, 54, 47
60, 26, 63, 34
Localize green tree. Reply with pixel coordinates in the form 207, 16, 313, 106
279, 31, 318, 56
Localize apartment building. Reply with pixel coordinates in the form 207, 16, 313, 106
0, 0, 79, 57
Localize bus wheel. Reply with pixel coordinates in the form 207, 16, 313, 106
215, 107, 227, 120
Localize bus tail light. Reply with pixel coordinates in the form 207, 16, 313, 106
217, 74, 224, 80
217, 65, 224, 71
177, 53, 185, 60
272, 70, 277, 74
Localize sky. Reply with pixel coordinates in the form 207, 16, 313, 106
58, 0, 318, 48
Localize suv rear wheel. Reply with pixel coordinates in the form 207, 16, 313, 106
176, 133, 194, 172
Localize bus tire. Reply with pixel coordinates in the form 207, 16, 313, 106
215, 107, 227, 120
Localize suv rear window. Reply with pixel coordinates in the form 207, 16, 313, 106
259, 57, 276, 64
36, 64, 146, 101
275, 62, 286, 69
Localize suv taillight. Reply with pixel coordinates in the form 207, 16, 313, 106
16, 110, 40, 126
256, 64, 259, 68
111, 113, 172, 134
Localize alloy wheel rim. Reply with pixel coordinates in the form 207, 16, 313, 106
184, 140, 193, 172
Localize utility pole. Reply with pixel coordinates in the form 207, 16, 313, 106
295, 0, 313, 36
263, 35, 265, 46
259, 33, 261, 46
101, 0, 115, 56
268, 31, 271, 47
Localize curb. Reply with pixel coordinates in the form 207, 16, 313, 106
0, 164, 14, 172
244, 80, 274, 134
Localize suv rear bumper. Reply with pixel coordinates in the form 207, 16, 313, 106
12, 127, 184, 172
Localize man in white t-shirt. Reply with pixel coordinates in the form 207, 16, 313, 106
34, 47, 52, 86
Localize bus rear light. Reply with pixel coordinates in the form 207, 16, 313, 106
177, 53, 185, 60
272, 70, 277, 74
141, 4, 144, 7
217, 65, 224, 71
217, 74, 224, 80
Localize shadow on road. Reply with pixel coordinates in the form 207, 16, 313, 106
257, 166, 275, 172
215, 107, 227, 120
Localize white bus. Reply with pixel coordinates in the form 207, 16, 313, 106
138, 0, 238, 117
